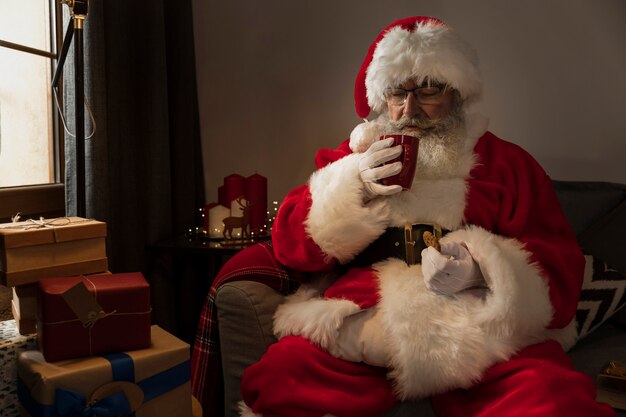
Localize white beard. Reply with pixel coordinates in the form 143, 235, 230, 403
414, 128, 464, 180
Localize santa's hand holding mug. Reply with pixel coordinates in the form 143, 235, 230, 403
358, 137, 403, 199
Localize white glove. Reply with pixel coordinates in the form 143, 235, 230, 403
358, 137, 403, 200
421, 241, 487, 296
329, 308, 389, 367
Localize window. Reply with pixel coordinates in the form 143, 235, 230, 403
0, 1, 64, 221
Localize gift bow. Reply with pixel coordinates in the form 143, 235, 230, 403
18, 353, 190, 417
56, 388, 132, 417
23, 216, 72, 229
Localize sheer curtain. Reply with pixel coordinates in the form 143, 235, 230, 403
62, 0, 204, 272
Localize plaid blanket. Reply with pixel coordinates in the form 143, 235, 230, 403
190, 241, 304, 417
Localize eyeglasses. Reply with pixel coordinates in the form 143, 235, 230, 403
384, 83, 448, 106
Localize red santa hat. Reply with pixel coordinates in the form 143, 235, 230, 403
354, 16, 483, 119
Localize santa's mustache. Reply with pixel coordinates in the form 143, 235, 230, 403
388, 117, 441, 131
386, 106, 464, 137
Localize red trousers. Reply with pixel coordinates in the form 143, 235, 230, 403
241, 337, 616, 417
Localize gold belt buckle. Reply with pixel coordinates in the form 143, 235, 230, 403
404, 223, 442, 265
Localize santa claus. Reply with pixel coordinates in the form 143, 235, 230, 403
238, 16, 615, 417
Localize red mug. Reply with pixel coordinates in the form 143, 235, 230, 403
380, 134, 419, 190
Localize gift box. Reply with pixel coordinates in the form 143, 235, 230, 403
12, 272, 112, 336
11, 285, 37, 335
596, 360, 626, 410
0, 319, 37, 417
37, 272, 151, 361
0, 217, 108, 287
12, 299, 36, 335
13, 286, 37, 320
18, 325, 192, 417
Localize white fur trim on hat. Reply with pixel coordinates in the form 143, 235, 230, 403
349, 117, 386, 153
364, 19, 482, 115
355, 16, 482, 117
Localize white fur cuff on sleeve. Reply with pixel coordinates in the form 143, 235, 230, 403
447, 226, 554, 341
306, 153, 390, 263
273, 285, 361, 350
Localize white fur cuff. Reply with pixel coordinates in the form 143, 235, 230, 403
447, 226, 554, 339
374, 227, 559, 400
273, 285, 361, 350
238, 401, 262, 417
306, 153, 391, 263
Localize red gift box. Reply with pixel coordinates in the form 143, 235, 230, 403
37, 272, 151, 362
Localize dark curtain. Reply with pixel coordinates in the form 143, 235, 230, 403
63, 0, 204, 273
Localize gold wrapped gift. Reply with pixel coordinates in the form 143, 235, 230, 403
596, 360, 626, 410
17, 326, 192, 417
0, 217, 108, 286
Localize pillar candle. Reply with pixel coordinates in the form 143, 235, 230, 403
208, 204, 231, 238
227, 197, 250, 238
223, 174, 246, 206
218, 186, 227, 207
245, 173, 268, 236
203, 202, 218, 233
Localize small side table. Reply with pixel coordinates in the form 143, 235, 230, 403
144, 235, 266, 345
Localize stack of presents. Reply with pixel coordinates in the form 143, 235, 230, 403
0, 216, 200, 416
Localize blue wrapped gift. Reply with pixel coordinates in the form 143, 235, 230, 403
17, 325, 192, 417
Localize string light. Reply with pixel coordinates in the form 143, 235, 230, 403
186, 200, 281, 245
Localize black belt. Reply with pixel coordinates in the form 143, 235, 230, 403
348, 223, 447, 267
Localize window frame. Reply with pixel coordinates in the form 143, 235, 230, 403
0, 0, 65, 223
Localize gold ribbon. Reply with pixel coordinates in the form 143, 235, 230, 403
603, 361, 626, 378
1, 214, 89, 230
23, 216, 72, 229
83, 309, 118, 329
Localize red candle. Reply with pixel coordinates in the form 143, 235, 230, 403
245, 173, 268, 236
218, 185, 227, 207
223, 174, 245, 205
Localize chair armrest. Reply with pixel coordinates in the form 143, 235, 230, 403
216, 281, 285, 417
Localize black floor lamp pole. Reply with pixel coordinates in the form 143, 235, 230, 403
74, 15, 86, 217
52, 0, 89, 218
51, 20, 73, 89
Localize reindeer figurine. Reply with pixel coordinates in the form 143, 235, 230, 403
222, 197, 252, 239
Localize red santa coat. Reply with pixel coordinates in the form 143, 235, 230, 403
267, 116, 583, 399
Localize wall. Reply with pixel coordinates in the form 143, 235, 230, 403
192, 0, 626, 205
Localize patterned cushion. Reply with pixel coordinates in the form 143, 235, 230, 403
576, 255, 626, 339
572, 185, 626, 340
